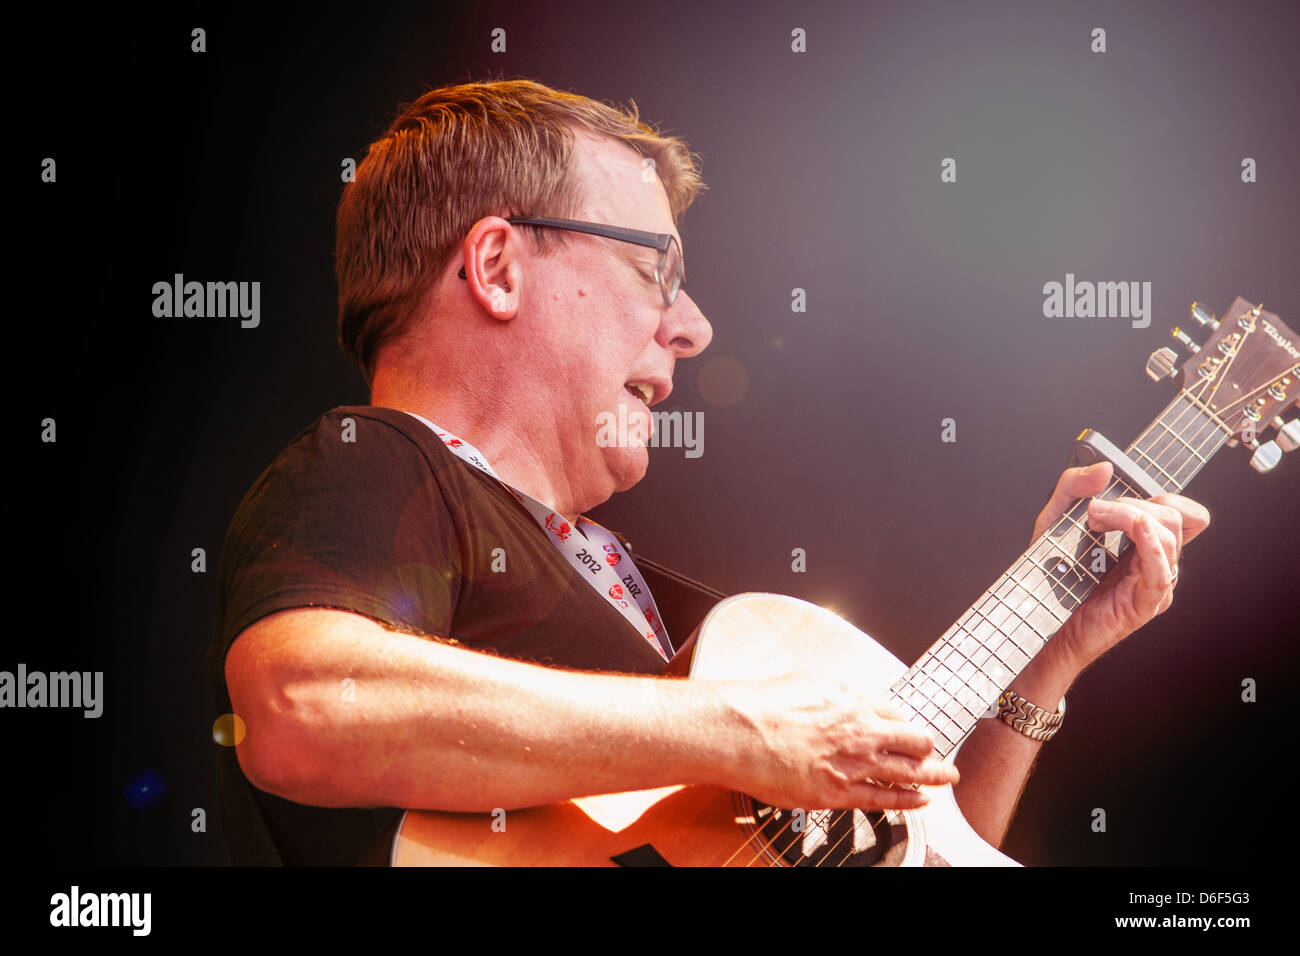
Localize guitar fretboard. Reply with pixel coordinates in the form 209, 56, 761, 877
888, 390, 1234, 758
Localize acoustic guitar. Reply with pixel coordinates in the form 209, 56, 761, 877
389, 297, 1298, 866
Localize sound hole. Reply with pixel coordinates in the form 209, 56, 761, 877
741, 798, 910, 866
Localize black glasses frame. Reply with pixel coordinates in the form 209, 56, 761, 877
457, 216, 683, 307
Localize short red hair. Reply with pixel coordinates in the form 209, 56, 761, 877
335, 78, 707, 383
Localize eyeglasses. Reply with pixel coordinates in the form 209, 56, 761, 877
457, 216, 684, 307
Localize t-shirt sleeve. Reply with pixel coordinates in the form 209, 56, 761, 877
214, 410, 461, 669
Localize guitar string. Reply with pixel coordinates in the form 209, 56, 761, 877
1211, 371, 1294, 429
1138, 313, 1298, 483
1197, 359, 1299, 443
1130, 381, 1226, 491
790, 382, 1228, 866
728, 805, 834, 867
1130, 343, 1295, 494
1126, 306, 1259, 481
821, 479, 1144, 866
814, 393, 1227, 868
1135, 313, 1255, 477
1215, 366, 1299, 423
724, 312, 1287, 866
813, 379, 1236, 867
821, 395, 1237, 868
741, 434, 1200, 867
1122, 315, 1274, 491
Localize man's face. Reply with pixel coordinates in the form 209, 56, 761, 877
527, 131, 712, 504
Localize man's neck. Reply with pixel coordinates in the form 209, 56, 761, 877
371, 373, 588, 523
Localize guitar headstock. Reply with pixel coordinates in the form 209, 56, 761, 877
1146, 297, 1300, 472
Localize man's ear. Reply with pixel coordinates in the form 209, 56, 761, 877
461, 217, 521, 320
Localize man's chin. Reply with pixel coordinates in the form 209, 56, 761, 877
604, 443, 650, 492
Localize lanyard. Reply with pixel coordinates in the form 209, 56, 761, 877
404, 413, 673, 661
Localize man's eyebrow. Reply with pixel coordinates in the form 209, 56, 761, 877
608, 241, 654, 267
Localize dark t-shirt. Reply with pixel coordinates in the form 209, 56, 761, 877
208, 406, 713, 865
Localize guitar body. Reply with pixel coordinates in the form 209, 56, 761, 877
392, 593, 1017, 866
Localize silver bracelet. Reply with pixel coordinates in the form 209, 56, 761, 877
996, 690, 1066, 742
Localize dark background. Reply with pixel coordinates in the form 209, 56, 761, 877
16, 0, 1297, 869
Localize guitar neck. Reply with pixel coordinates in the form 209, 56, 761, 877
888, 391, 1234, 759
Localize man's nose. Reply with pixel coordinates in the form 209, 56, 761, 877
659, 290, 712, 357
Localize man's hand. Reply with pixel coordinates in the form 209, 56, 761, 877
722, 673, 960, 812
1030, 461, 1211, 676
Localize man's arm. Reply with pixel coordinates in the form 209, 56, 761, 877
228, 463, 1206, 836
951, 461, 1211, 846
227, 606, 960, 814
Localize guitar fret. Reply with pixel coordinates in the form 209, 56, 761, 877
1130, 446, 1179, 489
1107, 474, 1150, 503
1139, 417, 1192, 484
953, 645, 1004, 702
1173, 410, 1226, 486
940, 639, 988, 692
941, 631, 1001, 705
895, 435, 1204, 757
902, 676, 942, 715
1180, 390, 1233, 436
951, 689, 984, 722
959, 614, 1003, 674
1027, 544, 1091, 609
898, 629, 1000, 734
1009, 559, 1069, 625
1047, 515, 1110, 584
972, 600, 1029, 676
1153, 417, 1208, 465
1129, 392, 1233, 495
1135, 417, 1192, 489
1057, 509, 1111, 561
985, 593, 1042, 662
934, 715, 959, 744
883, 308, 1270, 768
1024, 556, 1086, 616
996, 573, 1057, 640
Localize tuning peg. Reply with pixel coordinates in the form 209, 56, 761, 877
1171, 327, 1201, 353
1190, 301, 1220, 330
1146, 346, 1178, 381
1274, 418, 1300, 453
1250, 441, 1283, 473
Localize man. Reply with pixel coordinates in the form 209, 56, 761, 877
209, 79, 1209, 866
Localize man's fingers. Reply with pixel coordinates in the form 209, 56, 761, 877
869, 752, 960, 787
1130, 512, 1176, 615
1088, 497, 1179, 566
1151, 493, 1211, 544
836, 782, 931, 811
871, 707, 940, 759
838, 758, 959, 809
1033, 462, 1112, 539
